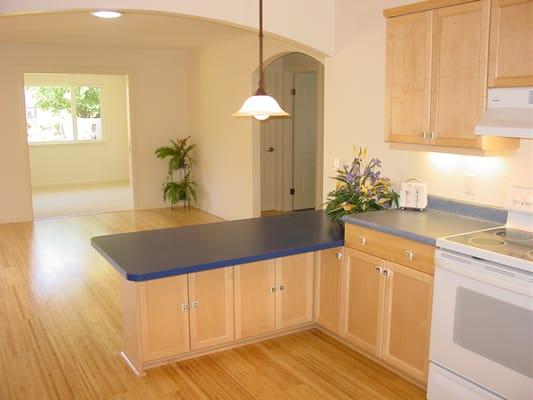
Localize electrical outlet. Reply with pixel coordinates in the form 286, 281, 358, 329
333, 158, 340, 170
465, 174, 476, 195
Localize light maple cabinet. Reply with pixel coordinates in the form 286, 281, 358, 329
138, 275, 190, 362
384, 0, 520, 154
275, 253, 315, 329
385, 11, 432, 145
342, 225, 434, 385
234, 259, 276, 339
488, 0, 533, 87
382, 262, 433, 383
341, 248, 385, 357
188, 267, 234, 350
314, 247, 343, 335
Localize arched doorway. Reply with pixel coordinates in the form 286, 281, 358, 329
257, 52, 324, 216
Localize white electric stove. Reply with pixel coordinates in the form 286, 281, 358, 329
428, 185, 533, 400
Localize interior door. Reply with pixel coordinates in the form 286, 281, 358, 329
341, 248, 385, 357
430, 0, 490, 148
234, 260, 276, 339
261, 71, 284, 212
292, 72, 317, 210
188, 267, 234, 350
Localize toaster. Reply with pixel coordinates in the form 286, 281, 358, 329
399, 179, 428, 211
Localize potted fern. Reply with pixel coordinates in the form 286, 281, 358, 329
155, 136, 197, 208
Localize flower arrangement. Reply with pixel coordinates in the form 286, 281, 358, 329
325, 147, 399, 222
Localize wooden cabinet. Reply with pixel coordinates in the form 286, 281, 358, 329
382, 262, 433, 383
188, 267, 234, 350
314, 247, 343, 335
234, 260, 276, 339
488, 0, 533, 87
343, 228, 434, 385
430, 1, 490, 149
385, 11, 432, 145
384, 0, 520, 155
275, 253, 314, 329
139, 275, 190, 361
342, 248, 385, 357
345, 224, 435, 275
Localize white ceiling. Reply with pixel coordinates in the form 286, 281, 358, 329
0, 11, 251, 49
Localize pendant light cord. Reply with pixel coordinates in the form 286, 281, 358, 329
256, 0, 266, 95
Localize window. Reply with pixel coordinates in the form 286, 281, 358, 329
24, 85, 103, 144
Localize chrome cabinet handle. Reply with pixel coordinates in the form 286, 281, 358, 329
190, 301, 199, 309
404, 250, 414, 261
335, 251, 342, 260
267, 146, 275, 152
359, 236, 367, 246
383, 269, 392, 278
420, 131, 427, 139
270, 286, 277, 293
181, 303, 189, 311
375, 266, 383, 275
278, 284, 285, 292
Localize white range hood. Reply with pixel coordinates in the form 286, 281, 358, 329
475, 87, 533, 139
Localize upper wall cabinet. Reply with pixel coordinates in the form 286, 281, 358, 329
384, 0, 520, 155
488, 0, 533, 87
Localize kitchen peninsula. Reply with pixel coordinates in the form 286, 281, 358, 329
91, 211, 343, 375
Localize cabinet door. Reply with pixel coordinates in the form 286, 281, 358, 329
314, 248, 343, 335
341, 248, 385, 357
430, 0, 490, 149
381, 262, 433, 384
385, 11, 432, 144
139, 275, 190, 361
275, 253, 314, 329
234, 260, 276, 340
488, 0, 533, 87
188, 267, 234, 350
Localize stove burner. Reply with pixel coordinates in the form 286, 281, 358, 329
495, 229, 533, 242
467, 236, 507, 247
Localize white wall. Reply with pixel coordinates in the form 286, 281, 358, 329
0, 0, 336, 56
0, 43, 190, 223
26, 73, 130, 188
323, 0, 533, 208
189, 35, 324, 220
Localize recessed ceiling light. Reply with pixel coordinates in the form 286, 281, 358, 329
91, 10, 123, 19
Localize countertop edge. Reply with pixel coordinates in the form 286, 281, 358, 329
91, 236, 344, 282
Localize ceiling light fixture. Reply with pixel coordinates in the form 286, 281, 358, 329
233, 0, 289, 121
91, 10, 123, 19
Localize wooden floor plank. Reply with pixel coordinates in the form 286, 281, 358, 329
0, 208, 425, 399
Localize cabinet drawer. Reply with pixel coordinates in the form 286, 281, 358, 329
345, 224, 434, 275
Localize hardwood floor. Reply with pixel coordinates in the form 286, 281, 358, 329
0, 208, 425, 400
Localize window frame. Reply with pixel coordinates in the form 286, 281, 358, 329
24, 83, 105, 146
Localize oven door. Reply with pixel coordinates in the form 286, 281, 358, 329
429, 250, 533, 400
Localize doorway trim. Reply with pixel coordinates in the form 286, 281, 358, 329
16, 66, 138, 219
252, 52, 324, 217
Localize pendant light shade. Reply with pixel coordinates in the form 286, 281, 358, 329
233, 0, 289, 121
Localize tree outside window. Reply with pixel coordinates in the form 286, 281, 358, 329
25, 85, 103, 144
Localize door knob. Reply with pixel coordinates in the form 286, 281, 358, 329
267, 146, 274, 152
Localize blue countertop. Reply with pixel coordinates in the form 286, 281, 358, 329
91, 210, 344, 282
343, 208, 501, 245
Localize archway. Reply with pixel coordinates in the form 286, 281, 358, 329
252, 52, 324, 217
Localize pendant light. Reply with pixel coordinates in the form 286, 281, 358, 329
233, 0, 289, 121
